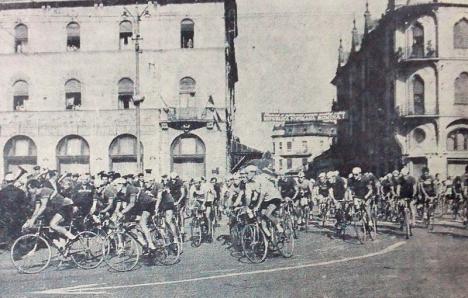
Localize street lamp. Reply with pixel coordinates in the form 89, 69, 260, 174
122, 5, 150, 172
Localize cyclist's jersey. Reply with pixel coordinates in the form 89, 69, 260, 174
349, 177, 371, 199
36, 187, 73, 210
117, 184, 139, 205
190, 184, 204, 201
246, 175, 282, 206
72, 183, 95, 210
168, 178, 184, 201
398, 176, 416, 198
316, 181, 331, 197
381, 179, 393, 195
296, 179, 311, 196
330, 177, 346, 201
444, 179, 453, 195
419, 175, 436, 197
201, 182, 216, 203
152, 182, 175, 205
278, 177, 296, 199
453, 180, 463, 195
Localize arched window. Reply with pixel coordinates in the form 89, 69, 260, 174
181, 19, 194, 48
66, 22, 80, 51
3, 136, 37, 173
411, 23, 424, 58
14, 24, 28, 53
455, 72, 468, 104
65, 79, 81, 110
171, 134, 205, 178
56, 135, 90, 174
13, 80, 29, 111
119, 20, 133, 49
412, 75, 425, 115
179, 77, 196, 107
118, 78, 134, 109
447, 128, 468, 151
109, 134, 143, 174
454, 18, 468, 49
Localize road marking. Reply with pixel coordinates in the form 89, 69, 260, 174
203, 268, 237, 274
31, 241, 405, 295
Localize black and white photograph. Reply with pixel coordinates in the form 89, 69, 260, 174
0, 0, 467, 297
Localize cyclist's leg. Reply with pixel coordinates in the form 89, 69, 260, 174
139, 210, 155, 250
49, 206, 75, 241
409, 199, 417, 226
164, 209, 178, 243
265, 202, 283, 233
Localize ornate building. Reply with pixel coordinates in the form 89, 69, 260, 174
271, 121, 335, 174
0, 0, 238, 179
332, 0, 468, 177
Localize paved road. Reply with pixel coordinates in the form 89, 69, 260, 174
1, 218, 467, 298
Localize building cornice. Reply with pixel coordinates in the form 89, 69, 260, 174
0, 0, 223, 11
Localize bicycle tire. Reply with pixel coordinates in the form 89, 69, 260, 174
11, 234, 51, 274
404, 208, 412, 239
277, 216, 295, 258
304, 207, 312, 233
159, 224, 182, 266
241, 224, 267, 264
104, 231, 140, 272
70, 231, 105, 270
191, 219, 202, 247
353, 215, 366, 244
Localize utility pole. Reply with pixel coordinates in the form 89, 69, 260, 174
122, 5, 150, 173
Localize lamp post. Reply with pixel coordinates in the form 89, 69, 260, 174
122, 5, 150, 173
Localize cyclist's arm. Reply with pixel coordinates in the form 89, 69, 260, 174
364, 184, 373, 200
176, 186, 185, 205
154, 191, 163, 213
292, 185, 299, 200
29, 197, 48, 224
89, 194, 98, 215
121, 194, 136, 216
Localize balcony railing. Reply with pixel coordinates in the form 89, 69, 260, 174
396, 106, 438, 118
396, 45, 437, 62
159, 106, 225, 131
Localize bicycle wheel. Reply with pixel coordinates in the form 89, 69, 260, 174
241, 224, 267, 263
368, 217, 377, 241
353, 216, 366, 244
159, 224, 181, 266
69, 231, 105, 270
277, 217, 295, 258
321, 206, 328, 227
304, 207, 312, 233
105, 231, 140, 272
11, 234, 51, 274
404, 209, 412, 239
190, 219, 202, 247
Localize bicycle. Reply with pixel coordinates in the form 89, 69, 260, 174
352, 198, 377, 244
281, 198, 298, 239
396, 197, 413, 239
334, 199, 352, 239
318, 196, 331, 228
190, 205, 213, 247
240, 211, 268, 263
11, 218, 105, 274
423, 196, 437, 231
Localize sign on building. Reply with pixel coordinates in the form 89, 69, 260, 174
261, 111, 348, 122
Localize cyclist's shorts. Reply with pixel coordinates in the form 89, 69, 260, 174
260, 198, 282, 210
159, 200, 176, 212
137, 200, 157, 215
53, 205, 73, 223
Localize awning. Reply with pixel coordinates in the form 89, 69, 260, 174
67, 22, 80, 37
15, 24, 27, 39
118, 78, 134, 94
119, 20, 133, 34
65, 79, 81, 93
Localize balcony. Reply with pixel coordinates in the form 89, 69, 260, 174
279, 149, 312, 158
159, 107, 224, 131
396, 45, 437, 63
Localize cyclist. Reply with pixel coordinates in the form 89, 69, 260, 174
396, 167, 417, 229
167, 172, 186, 237
315, 172, 332, 219
22, 179, 75, 249
294, 171, 313, 227
452, 176, 464, 220
278, 173, 298, 202
71, 174, 98, 226
244, 165, 284, 238
418, 167, 437, 221
380, 173, 395, 220
329, 171, 348, 228
198, 176, 216, 241
348, 167, 374, 222
153, 175, 179, 244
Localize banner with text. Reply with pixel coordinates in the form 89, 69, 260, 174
261, 111, 348, 122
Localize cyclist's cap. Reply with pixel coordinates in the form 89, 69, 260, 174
232, 173, 241, 180
33, 165, 41, 170
392, 170, 399, 175
326, 171, 335, 178
298, 171, 305, 178
352, 167, 362, 174
239, 168, 246, 175
334, 171, 340, 177
400, 167, 409, 175
161, 174, 168, 178
210, 177, 217, 183
245, 165, 258, 173
170, 172, 178, 179
200, 176, 206, 181
72, 173, 80, 177
113, 178, 127, 185
422, 167, 429, 173
137, 173, 144, 177
4, 173, 15, 182
318, 172, 326, 178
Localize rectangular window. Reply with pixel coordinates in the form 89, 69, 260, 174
65, 92, 81, 110
302, 141, 308, 153
287, 142, 292, 152
119, 95, 132, 109
272, 142, 276, 154
13, 95, 28, 111
279, 142, 283, 152
302, 158, 308, 166
279, 159, 283, 170
287, 158, 292, 169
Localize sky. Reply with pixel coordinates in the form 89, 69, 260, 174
233, 0, 388, 151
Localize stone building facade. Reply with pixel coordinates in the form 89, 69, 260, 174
271, 121, 335, 174
0, 0, 238, 180
332, 0, 468, 178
